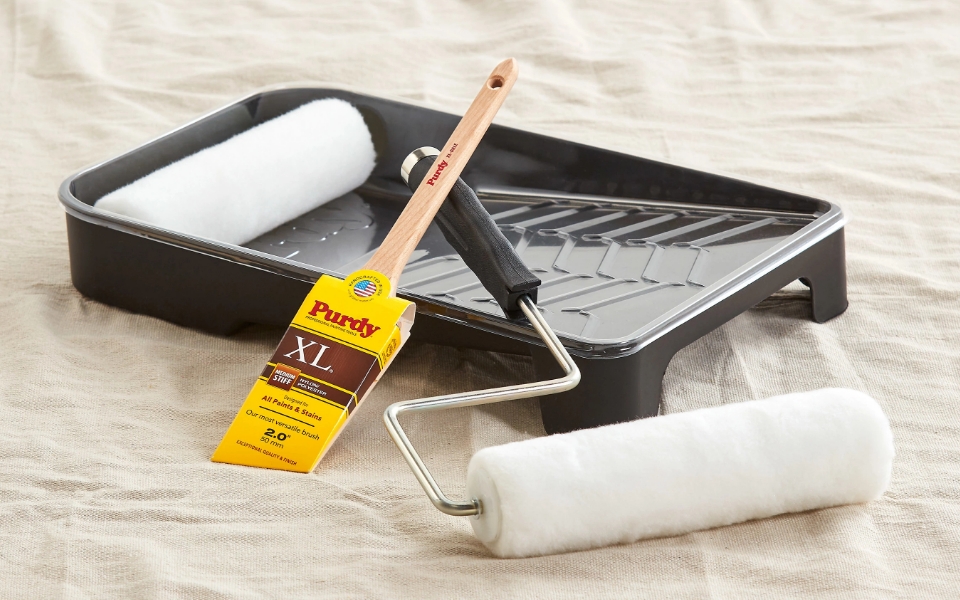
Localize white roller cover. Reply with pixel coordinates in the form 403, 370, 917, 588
96, 99, 376, 246
467, 388, 894, 558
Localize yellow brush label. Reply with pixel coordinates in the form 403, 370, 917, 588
212, 270, 414, 473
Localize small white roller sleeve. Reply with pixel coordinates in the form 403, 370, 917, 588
467, 388, 894, 558
95, 99, 376, 246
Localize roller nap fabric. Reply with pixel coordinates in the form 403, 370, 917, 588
467, 388, 894, 558
95, 99, 376, 246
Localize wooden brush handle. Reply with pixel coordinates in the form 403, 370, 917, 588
364, 58, 519, 289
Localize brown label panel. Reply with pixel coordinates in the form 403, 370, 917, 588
269, 327, 381, 397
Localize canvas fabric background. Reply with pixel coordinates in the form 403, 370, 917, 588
1, 1, 958, 598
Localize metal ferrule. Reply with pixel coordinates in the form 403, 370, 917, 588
383, 295, 580, 517
400, 146, 441, 185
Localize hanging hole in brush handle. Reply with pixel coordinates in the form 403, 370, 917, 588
401, 147, 540, 317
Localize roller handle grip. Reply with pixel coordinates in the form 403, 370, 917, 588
405, 151, 540, 316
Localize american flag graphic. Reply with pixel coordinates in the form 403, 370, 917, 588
353, 280, 377, 297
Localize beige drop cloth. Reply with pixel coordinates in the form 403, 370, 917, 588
1, 1, 959, 597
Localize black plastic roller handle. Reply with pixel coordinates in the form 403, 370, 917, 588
402, 147, 540, 317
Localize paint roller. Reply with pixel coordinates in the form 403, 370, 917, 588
92, 81, 893, 558
387, 148, 894, 558
94, 98, 377, 246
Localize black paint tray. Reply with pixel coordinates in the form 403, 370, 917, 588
58, 88, 848, 434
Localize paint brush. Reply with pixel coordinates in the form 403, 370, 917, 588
212, 58, 519, 472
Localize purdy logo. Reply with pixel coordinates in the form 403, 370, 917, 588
424, 160, 448, 186
308, 301, 381, 338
